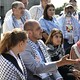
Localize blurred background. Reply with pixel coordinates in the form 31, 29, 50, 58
0, 0, 80, 36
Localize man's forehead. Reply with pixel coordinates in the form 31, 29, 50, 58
34, 23, 39, 27
17, 3, 25, 7
33, 22, 40, 29
33, 21, 39, 25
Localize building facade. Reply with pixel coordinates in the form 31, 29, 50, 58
0, 0, 40, 23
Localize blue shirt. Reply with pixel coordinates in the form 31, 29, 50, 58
58, 15, 80, 43
36, 43, 46, 62
39, 17, 61, 34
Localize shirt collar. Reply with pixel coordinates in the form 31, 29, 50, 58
28, 39, 39, 49
9, 50, 18, 60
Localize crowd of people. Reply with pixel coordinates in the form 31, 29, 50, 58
0, 0, 80, 80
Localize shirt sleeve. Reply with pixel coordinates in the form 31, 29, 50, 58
20, 46, 58, 74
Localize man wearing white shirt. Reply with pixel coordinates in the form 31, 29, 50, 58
5, 0, 31, 20
69, 0, 80, 22
29, 0, 51, 20
58, 4, 80, 55
3, 1, 27, 33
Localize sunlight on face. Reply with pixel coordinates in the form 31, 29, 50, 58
52, 34, 62, 46
19, 40, 27, 52
32, 23, 43, 40
47, 6, 55, 17
13, 3, 25, 17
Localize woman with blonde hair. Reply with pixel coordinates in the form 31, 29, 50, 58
0, 28, 28, 80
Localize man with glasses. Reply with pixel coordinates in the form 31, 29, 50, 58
4, 0, 31, 21
3, 1, 27, 33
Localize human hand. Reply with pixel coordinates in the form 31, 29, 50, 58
72, 69, 80, 80
56, 54, 80, 67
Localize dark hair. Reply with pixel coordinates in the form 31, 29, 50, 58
0, 28, 27, 53
11, 1, 23, 9
43, 3, 55, 20
69, 0, 76, 2
16, 0, 22, 1
45, 28, 63, 45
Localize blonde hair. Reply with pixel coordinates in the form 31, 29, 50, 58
0, 28, 27, 53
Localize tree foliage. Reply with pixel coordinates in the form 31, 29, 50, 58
55, 3, 68, 15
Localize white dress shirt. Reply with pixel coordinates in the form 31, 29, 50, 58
9, 50, 24, 73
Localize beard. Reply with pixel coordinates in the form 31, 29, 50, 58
66, 11, 72, 17
33, 33, 42, 40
